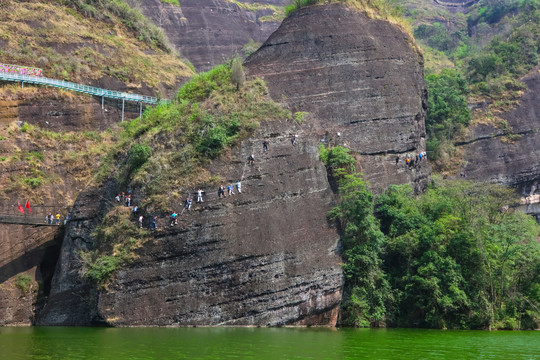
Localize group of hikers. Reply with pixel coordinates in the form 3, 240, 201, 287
45, 212, 68, 225
396, 151, 427, 169
115, 192, 132, 206
129, 132, 301, 230
0, 63, 42, 77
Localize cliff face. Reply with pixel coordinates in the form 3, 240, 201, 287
458, 69, 540, 214
244, 3, 430, 192
38, 4, 429, 326
135, 0, 287, 71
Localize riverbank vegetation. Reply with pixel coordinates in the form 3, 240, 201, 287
322, 146, 540, 330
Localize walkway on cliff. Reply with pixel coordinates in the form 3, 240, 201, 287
0, 73, 157, 104
0, 67, 158, 120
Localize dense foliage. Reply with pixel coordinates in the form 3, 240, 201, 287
403, 0, 540, 166
425, 69, 471, 160
324, 146, 540, 329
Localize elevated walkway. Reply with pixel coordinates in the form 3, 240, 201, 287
0, 214, 60, 226
0, 72, 157, 104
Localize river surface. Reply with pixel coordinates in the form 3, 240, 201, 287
0, 327, 538, 359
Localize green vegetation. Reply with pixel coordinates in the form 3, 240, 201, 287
243, 39, 262, 57
160, 0, 180, 6
0, 0, 192, 86
425, 68, 471, 160
80, 207, 148, 287
78, 61, 291, 284
14, 274, 33, 294
400, 0, 540, 169
325, 146, 540, 329
63, 0, 170, 50
95, 61, 289, 211
285, 0, 408, 31
226, 1, 285, 21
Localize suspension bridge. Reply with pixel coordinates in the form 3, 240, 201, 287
0, 64, 159, 120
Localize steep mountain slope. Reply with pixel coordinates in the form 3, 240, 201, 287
459, 69, 540, 199
0, 0, 193, 325
38, 3, 430, 326
134, 0, 288, 71
244, 2, 430, 193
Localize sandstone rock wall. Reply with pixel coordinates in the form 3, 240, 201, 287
135, 0, 287, 71
244, 3, 430, 193
458, 69, 540, 201
38, 4, 430, 326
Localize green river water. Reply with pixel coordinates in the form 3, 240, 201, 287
0, 327, 538, 359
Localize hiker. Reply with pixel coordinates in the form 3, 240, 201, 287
184, 198, 192, 211
115, 194, 121, 202
133, 205, 138, 214
170, 212, 178, 226
126, 195, 131, 207
263, 139, 269, 152
291, 132, 298, 145
55, 213, 61, 225
248, 153, 255, 165
197, 188, 204, 203
64, 214, 70, 225
415, 154, 419, 164
121, 192, 125, 201
395, 154, 400, 165
236, 180, 242, 194
152, 216, 158, 230
46, 213, 52, 225
218, 185, 225, 198
405, 156, 410, 167
138, 215, 144, 228
227, 184, 234, 196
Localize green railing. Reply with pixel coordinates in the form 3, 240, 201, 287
0, 72, 157, 104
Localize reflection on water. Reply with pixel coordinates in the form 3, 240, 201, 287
0, 327, 538, 359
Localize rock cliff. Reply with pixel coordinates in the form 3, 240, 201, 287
244, 3, 430, 192
38, 4, 429, 326
135, 0, 288, 71
458, 69, 540, 215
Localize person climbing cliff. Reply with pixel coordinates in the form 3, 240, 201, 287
263, 139, 269, 152
248, 153, 255, 165
236, 180, 242, 194
227, 184, 234, 196
152, 216, 158, 230
218, 185, 225, 198
170, 212, 178, 226
138, 215, 144, 229
184, 198, 192, 211
197, 188, 204, 203
291, 132, 298, 145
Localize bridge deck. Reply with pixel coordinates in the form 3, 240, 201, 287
0, 73, 157, 104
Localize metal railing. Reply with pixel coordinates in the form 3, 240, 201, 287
0, 72, 158, 104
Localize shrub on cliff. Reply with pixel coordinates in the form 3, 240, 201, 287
80, 207, 149, 287
97, 62, 289, 211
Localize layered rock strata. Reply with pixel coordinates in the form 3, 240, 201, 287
135, 0, 288, 71
38, 4, 429, 326
244, 3, 430, 193
458, 69, 540, 216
